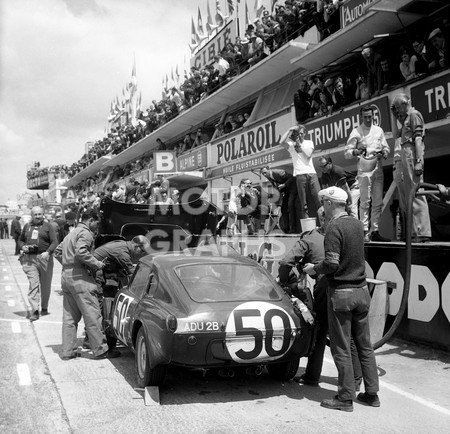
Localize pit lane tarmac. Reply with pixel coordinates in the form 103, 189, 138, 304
0, 239, 449, 434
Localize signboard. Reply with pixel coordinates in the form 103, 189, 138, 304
207, 148, 288, 178
340, 0, 376, 29
410, 71, 450, 123
153, 151, 178, 174
210, 112, 292, 168
191, 20, 237, 70
177, 147, 207, 171
306, 96, 392, 151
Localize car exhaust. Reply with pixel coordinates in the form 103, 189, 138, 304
246, 366, 263, 376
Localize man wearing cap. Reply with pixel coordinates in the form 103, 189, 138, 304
278, 206, 329, 386
428, 28, 449, 70
18, 206, 58, 321
304, 186, 380, 412
345, 104, 390, 242
391, 93, 431, 242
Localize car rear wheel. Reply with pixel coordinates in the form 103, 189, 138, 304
135, 328, 166, 387
267, 357, 300, 381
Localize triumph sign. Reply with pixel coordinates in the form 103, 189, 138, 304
306, 96, 392, 151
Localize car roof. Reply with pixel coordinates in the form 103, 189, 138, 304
139, 245, 256, 268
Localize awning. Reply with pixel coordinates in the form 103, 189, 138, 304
290, 3, 422, 72
102, 39, 311, 168
64, 156, 111, 188
165, 171, 206, 189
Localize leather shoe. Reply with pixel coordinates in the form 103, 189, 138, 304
61, 354, 78, 361
29, 311, 39, 322
357, 392, 380, 407
40, 309, 49, 316
94, 349, 121, 359
370, 231, 390, 242
321, 396, 353, 412
294, 374, 319, 386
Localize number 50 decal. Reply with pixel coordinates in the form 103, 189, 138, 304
225, 302, 296, 363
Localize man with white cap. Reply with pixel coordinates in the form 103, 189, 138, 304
428, 28, 449, 70
304, 186, 380, 412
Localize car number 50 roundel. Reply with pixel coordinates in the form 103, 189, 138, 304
225, 302, 296, 363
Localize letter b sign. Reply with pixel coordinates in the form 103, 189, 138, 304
154, 151, 177, 173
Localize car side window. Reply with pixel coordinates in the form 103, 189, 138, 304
146, 268, 171, 303
129, 264, 151, 299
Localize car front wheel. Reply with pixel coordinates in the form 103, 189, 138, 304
267, 357, 300, 381
135, 327, 166, 387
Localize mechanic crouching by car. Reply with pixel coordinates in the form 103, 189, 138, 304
53, 208, 120, 360
278, 206, 329, 386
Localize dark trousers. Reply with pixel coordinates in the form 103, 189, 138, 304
327, 285, 379, 401
13, 235, 21, 255
295, 174, 321, 219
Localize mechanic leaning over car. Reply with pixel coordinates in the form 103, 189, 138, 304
54, 208, 120, 360
93, 235, 151, 289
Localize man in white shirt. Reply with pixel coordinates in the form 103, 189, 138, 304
345, 105, 390, 242
280, 124, 321, 220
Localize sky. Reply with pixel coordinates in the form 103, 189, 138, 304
1, 0, 273, 205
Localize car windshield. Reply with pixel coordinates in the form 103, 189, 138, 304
174, 263, 281, 302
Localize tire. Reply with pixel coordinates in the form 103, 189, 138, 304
135, 328, 166, 387
267, 357, 300, 381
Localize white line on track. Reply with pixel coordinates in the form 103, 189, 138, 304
7, 299, 15, 307
5, 285, 11, 291
3, 276, 9, 280
2, 268, 7, 271
0, 318, 62, 325
17, 363, 32, 386
11, 322, 21, 333
324, 356, 450, 417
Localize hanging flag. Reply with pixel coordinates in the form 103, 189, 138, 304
245, 0, 250, 28
189, 16, 198, 52
197, 7, 206, 37
216, 0, 229, 26
206, 0, 219, 34
255, 0, 264, 17
271, 0, 276, 12
227, 0, 235, 16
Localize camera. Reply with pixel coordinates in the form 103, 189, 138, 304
290, 128, 300, 141
26, 245, 38, 254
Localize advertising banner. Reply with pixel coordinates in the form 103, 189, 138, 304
190, 20, 237, 70
410, 71, 450, 123
340, 0, 376, 29
209, 112, 292, 172
177, 147, 208, 171
306, 96, 392, 151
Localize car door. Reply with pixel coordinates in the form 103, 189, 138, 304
112, 262, 152, 346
